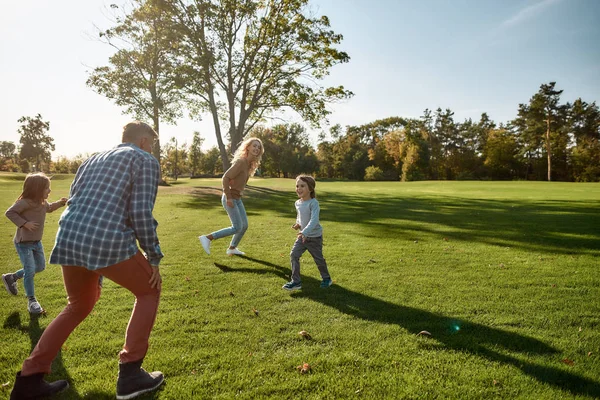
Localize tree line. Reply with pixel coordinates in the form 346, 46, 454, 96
2, 80, 598, 182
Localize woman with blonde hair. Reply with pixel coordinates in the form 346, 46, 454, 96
199, 137, 264, 256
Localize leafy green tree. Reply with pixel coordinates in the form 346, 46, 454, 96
161, 137, 188, 179
252, 123, 316, 177
200, 146, 222, 175
346, 117, 405, 179
18, 114, 54, 172
569, 99, 600, 181
0, 141, 17, 172
51, 157, 71, 174
164, 0, 353, 171
87, 0, 184, 163
0, 141, 16, 158
364, 166, 384, 181
382, 119, 429, 181
331, 131, 369, 180
483, 128, 521, 180
189, 131, 205, 177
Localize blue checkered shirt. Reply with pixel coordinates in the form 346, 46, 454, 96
49, 143, 164, 270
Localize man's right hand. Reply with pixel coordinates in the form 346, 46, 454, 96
149, 266, 162, 290
22, 221, 39, 231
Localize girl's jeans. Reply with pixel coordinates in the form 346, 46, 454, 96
290, 236, 330, 283
210, 195, 248, 248
21, 252, 160, 376
14, 241, 46, 298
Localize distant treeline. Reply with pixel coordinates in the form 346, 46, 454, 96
2, 82, 598, 182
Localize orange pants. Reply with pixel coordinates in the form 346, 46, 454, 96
21, 252, 161, 375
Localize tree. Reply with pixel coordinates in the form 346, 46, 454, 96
87, 0, 184, 164
512, 82, 568, 181
161, 137, 188, 179
483, 128, 521, 180
189, 131, 205, 176
252, 123, 317, 177
200, 146, 222, 175
0, 141, 18, 172
569, 99, 600, 181
0, 141, 16, 158
164, 0, 353, 171
18, 114, 55, 172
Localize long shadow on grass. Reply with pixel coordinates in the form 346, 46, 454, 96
180, 185, 600, 255
221, 256, 600, 398
2, 312, 154, 400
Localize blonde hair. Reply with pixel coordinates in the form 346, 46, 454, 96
18, 173, 51, 204
232, 137, 264, 177
296, 175, 316, 198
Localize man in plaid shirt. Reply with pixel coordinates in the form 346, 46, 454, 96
10, 122, 165, 400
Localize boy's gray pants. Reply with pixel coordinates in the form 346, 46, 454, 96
290, 236, 330, 283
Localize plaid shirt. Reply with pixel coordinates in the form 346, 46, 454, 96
50, 143, 163, 270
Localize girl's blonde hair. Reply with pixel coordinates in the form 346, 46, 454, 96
296, 175, 316, 198
18, 173, 51, 204
232, 137, 264, 177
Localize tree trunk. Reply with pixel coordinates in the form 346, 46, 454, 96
152, 112, 168, 186
546, 117, 552, 181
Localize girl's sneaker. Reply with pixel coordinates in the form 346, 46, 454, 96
2, 273, 18, 295
282, 281, 302, 291
28, 298, 43, 314
320, 279, 333, 288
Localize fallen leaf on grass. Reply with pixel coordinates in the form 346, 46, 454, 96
252, 308, 259, 316
493, 379, 501, 386
561, 358, 575, 366
417, 330, 431, 336
1, 382, 10, 388
296, 363, 311, 374
185, 276, 190, 281
578, 327, 582, 332
588, 352, 593, 357
368, 259, 377, 263
229, 291, 235, 297
298, 330, 312, 340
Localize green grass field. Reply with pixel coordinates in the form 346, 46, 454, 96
0, 173, 599, 399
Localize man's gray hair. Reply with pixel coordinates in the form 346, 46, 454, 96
122, 121, 158, 143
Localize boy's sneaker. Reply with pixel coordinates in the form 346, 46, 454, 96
282, 281, 302, 291
198, 235, 211, 255
28, 299, 43, 314
226, 248, 245, 256
320, 279, 333, 288
2, 273, 18, 295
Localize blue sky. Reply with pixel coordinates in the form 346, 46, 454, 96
1, 0, 599, 158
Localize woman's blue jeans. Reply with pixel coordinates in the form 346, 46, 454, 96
210, 195, 248, 248
14, 241, 46, 297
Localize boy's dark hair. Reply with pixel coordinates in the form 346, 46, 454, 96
297, 175, 316, 198
19, 173, 50, 204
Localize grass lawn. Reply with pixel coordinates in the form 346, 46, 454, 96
0, 173, 599, 399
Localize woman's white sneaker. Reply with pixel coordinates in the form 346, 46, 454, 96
226, 248, 245, 256
198, 235, 211, 255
